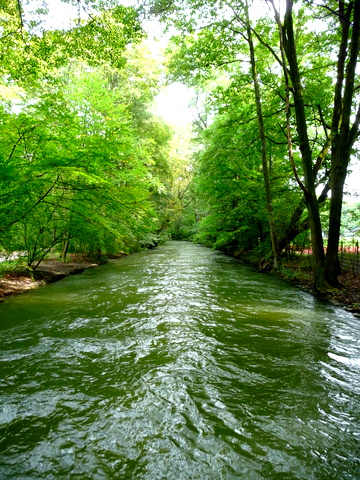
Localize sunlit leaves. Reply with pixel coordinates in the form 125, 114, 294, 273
0, 0, 144, 81
0, 45, 174, 260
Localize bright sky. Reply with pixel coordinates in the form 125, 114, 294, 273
153, 83, 194, 125
345, 160, 360, 202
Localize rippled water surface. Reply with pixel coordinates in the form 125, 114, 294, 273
0, 241, 359, 479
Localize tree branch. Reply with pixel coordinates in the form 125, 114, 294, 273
16, 0, 24, 31
0, 175, 60, 232
313, 136, 331, 176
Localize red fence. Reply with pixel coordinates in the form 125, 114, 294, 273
290, 239, 360, 276
339, 240, 360, 275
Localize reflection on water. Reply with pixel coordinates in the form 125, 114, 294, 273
0, 241, 359, 479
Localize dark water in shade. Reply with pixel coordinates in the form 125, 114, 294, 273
0, 241, 359, 479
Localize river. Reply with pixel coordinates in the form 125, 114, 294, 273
0, 241, 359, 479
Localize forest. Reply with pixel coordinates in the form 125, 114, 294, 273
1, 0, 360, 293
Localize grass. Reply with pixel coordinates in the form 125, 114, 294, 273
0, 259, 27, 277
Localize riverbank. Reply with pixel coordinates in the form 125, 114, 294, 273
0, 256, 100, 301
228, 249, 360, 316
262, 257, 360, 315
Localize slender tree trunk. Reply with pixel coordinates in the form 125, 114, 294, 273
245, 2, 278, 269
61, 236, 70, 263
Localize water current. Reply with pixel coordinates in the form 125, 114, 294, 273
0, 241, 359, 479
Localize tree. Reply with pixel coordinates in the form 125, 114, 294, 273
278, 1, 330, 289
155, 0, 312, 258
0, 0, 144, 81
244, 1, 279, 268
146, 0, 359, 290
164, 125, 196, 239
268, 0, 360, 288
0, 45, 174, 264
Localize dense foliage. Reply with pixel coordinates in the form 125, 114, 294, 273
148, 0, 360, 290
0, 0, 174, 267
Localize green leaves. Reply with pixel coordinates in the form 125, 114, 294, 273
0, 42, 174, 260
145, 0, 358, 272
0, 1, 144, 82
62, 5, 145, 69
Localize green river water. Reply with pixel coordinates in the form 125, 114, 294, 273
0, 241, 359, 479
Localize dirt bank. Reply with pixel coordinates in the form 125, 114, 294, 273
274, 269, 360, 316
230, 250, 360, 317
0, 257, 99, 302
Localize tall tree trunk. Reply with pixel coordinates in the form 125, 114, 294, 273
325, 0, 360, 286
282, 0, 328, 291
61, 235, 70, 263
245, 2, 278, 269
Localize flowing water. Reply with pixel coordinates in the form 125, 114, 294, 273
0, 241, 359, 479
